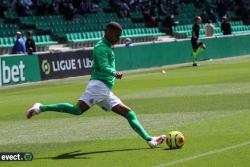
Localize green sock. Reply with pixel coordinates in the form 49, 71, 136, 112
192, 47, 204, 64
126, 111, 152, 141
192, 51, 197, 64
196, 47, 204, 55
40, 103, 83, 115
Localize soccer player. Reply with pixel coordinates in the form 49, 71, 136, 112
26, 22, 166, 148
191, 16, 206, 66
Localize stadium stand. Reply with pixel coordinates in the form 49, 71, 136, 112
0, 0, 250, 54
0, 35, 58, 54
174, 21, 250, 38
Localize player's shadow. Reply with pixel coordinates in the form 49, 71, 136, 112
38, 147, 151, 160
163, 148, 183, 151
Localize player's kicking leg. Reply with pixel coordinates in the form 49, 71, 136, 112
26, 100, 90, 119
112, 103, 166, 148
192, 40, 206, 66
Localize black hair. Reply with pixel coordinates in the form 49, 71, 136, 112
26, 31, 31, 36
105, 22, 123, 32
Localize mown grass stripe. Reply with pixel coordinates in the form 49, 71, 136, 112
155, 141, 250, 167
0, 111, 236, 145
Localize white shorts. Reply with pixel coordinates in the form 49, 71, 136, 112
79, 80, 121, 111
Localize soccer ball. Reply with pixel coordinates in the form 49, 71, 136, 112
166, 131, 185, 149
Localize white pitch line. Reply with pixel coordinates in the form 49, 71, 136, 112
155, 141, 250, 167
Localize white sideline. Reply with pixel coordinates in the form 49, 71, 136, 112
155, 141, 250, 167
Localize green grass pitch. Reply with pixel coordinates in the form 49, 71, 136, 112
0, 56, 250, 167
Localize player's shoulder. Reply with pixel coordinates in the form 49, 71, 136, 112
94, 43, 108, 53
94, 39, 111, 51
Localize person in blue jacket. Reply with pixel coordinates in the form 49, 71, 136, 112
12, 32, 26, 54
